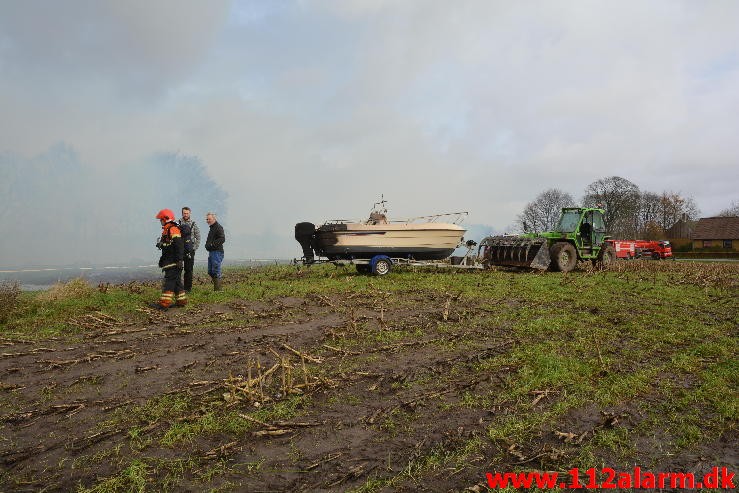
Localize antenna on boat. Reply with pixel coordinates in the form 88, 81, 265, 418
372, 194, 388, 215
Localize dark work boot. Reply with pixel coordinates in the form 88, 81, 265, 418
148, 302, 168, 311
214, 278, 222, 291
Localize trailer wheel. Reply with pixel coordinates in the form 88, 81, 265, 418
372, 258, 392, 276
550, 242, 577, 273
652, 252, 660, 260
356, 264, 371, 274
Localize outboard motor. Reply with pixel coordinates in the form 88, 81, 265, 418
294, 222, 316, 263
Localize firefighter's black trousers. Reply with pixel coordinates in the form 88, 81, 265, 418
158, 267, 186, 307
163, 266, 183, 293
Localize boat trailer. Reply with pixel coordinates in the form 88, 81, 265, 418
292, 241, 484, 276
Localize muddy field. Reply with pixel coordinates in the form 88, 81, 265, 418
1, 264, 737, 492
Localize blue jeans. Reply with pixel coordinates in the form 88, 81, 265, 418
208, 251, 224, 278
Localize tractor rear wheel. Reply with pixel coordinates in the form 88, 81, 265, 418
550, 242, 577, 273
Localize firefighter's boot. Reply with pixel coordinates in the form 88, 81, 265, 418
150, 291, 174, 311
148, 302, 168, 311
173, 291, 187, 307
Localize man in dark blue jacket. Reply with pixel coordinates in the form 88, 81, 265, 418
204, 212, 226, 291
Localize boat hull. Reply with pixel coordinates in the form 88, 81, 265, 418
314, 223, 465, 260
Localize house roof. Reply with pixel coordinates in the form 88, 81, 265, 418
692, 216, 739, 240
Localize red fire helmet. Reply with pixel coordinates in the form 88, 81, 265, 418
155, 209, 176, 222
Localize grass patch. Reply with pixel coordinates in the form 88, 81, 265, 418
77, 459, 150, 493
0, 280, 21, 323
36, 277, 95, 302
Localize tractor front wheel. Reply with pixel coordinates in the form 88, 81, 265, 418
595, 243, 616, 268
550, 242, 577, 273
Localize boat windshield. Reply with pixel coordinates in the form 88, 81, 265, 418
556, 210, 582, 233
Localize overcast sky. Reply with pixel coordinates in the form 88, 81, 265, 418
1, 0, 738, 261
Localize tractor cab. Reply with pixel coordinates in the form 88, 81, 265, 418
554, 209, 582, 233
577, 209, 607, 251
548, 207, 607, 254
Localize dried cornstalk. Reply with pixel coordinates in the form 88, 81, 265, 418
282, 343, 322, 363
204, 441, 239, 459
286, 358, 293, 391
246, 357, 253, 398
228, 371, 237, 403
322, 344, 360, 356
280, 358, 286, 394
253, 429, 292, 437
257, 357, 265, 401
224, 363, 279, 395
238, 413, 276, 429
307, 452, 343, 470
190, 380, 216, 386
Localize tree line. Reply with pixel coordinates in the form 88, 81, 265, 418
516, 176, 705, 239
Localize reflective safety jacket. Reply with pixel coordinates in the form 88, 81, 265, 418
158, 222, 184, 269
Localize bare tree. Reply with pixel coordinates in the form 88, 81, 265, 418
655, 191, 699, 231
582, 176, 641, 237
635, 190, 700, 238
637, 191, 662, 237
517, 188, 575, 233
718, 201, 739, 217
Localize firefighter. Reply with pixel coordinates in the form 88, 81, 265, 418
152, 209, 187, 310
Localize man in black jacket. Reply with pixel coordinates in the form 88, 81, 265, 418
178, 206, 201, 292
205, 212, 226, 291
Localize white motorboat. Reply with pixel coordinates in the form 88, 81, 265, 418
295, 199, 467, 262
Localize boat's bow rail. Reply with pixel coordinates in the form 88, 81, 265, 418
399, 211, 469, 225
321, 211, 469, 226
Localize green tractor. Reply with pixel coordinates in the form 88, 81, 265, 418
479, 207, 616, 273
